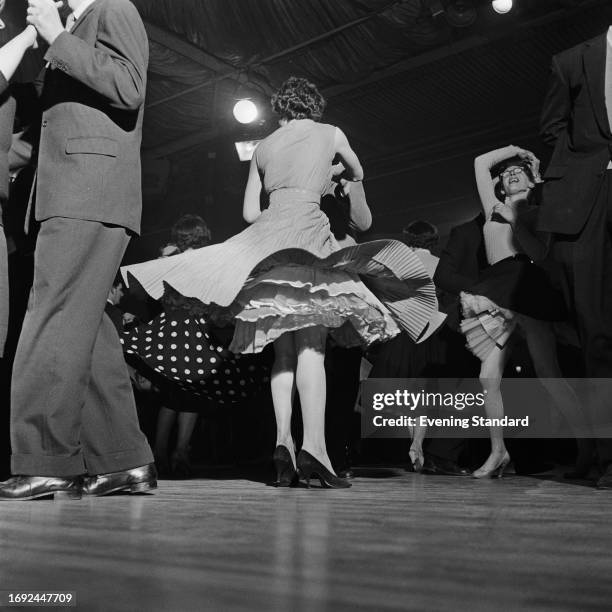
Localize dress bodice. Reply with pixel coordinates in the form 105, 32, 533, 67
254, 119, 337, 198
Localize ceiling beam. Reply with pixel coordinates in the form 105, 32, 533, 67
322, 0, 607, 99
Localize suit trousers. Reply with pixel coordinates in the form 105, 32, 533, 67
0, 222, 7, 358
10, 217, 153, 476
552, 171, 612, 467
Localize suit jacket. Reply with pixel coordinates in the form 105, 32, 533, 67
539, 33, 612, 235
35, 0, 148, 234
433, 213, 487, 330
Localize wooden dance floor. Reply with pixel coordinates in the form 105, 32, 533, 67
0, 468, 611, 611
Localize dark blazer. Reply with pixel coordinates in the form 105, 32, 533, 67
539, 33, 612, 234
434, 213, 487, 329
35, 0, 148, 234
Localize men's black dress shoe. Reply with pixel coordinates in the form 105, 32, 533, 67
83, 463, 157, 496
0, 476, 82, 501
596, 466, 612, 490
420, 456, 470, 476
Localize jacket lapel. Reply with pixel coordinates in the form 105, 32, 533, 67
583, 33, 610, 137
69, 1, 98, 35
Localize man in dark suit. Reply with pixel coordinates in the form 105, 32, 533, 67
0, 0, 155, 500
539, 28, 612, 489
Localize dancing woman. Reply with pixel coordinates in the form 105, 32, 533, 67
123, 77, 439, 488
461, 145, 585, 478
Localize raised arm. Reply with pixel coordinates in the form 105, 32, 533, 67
243, 155, 262, 224
334, 128, 363, 182
28, 0, 148, 111
0, 27, 37, 91
540, 56, 570, 148
474, 145, 522, 218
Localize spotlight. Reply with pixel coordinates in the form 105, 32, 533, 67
233, 99, 258, 124
491, 0, 513, 14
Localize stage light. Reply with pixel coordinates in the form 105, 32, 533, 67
491, 0, 513, 14
234, 140, 261, 162
233, 99, 258, 124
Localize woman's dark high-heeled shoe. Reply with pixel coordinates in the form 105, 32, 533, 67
273, 445, 298, 487
296, 450, 351, 489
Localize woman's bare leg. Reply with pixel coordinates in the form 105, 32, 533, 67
271, 332, 297, 467
295, 326, 335, 473
474, 343, 511, 474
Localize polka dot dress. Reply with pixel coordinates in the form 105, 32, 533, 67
121, 312, 270, 405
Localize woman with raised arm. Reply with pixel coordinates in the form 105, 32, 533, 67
123, 77, 439, 488
0, 19, 38, 358
461, 145, 587, 478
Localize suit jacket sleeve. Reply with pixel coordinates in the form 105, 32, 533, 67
433, 228, 475, 296
43, 0, 148, 111
540, 56, 571, 148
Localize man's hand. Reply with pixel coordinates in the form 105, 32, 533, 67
491, 202, 517, 226
26, 0, 64, 46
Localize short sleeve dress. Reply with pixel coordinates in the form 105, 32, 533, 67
123, 120, 441, 355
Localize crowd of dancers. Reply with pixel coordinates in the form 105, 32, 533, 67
0, 0, 611, 500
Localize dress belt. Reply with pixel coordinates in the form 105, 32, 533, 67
269, 188, 321, 205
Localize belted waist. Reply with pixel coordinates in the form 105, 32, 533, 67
269, 188, 321, 206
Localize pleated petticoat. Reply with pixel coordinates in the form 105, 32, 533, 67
122, 189, 440, 354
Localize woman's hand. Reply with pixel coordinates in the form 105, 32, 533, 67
514, 147, 542, 183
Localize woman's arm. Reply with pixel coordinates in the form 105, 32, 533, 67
0, 27, 37, 88
334, 127, 363, 181
474, 145, 522, 217
242, 155, 262, 223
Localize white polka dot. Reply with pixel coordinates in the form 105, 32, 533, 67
184, 343, 190, 349
196, 345, 202, 351
196, 332, 202, 338
209, 345, 216, 351
186, 379, 192, 384
211, 369, 217, 374
184, 356, 190, 362
171, 332, 177, 338
158, 366, 165, 371
145, 330, 152, 335
196, 357, 203, 363
210, 357, 217, 363
216, 347, 223, 353
184, 369, 190, 375
213, 380, 219, 385
171, 321, 178, 327
157, 344, 163, 350
157, 356, 163, 361
158, 333, 164, 338
197, 369, 204, 375
171, 368, 177, 373
184, 331, 190, 337
239, 380, 246, 386
184, 319, 190, 324
171, 344, 177, 350
171, 356, 177, 362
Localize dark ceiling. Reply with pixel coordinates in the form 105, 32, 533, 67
133, 0, 612, 169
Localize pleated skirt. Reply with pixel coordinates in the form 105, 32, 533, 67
122, 192, 440, 354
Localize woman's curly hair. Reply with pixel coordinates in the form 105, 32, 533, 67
271, 76, 326, 121
171, 214, 212, 252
